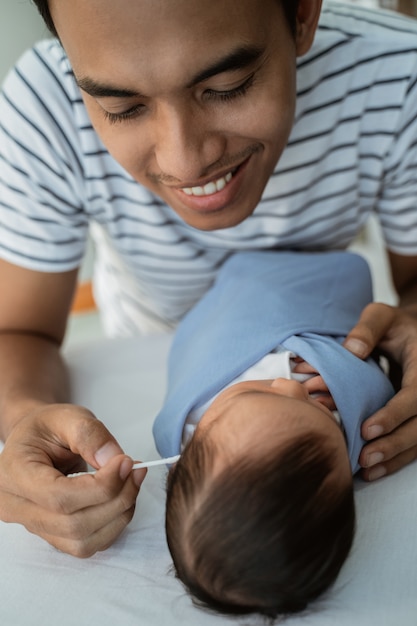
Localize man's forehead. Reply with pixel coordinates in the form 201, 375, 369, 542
52, 0, 279, 78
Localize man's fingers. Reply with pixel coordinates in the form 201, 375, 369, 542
40, 504, 137, 558
45, 404, 125, 470
0, 404, 148, 556
1, 421, 129, 513
361, 446, 417, 482
362, 385, 417, 440
343, 302, 396, 358
360, 412, 417, 472
18, 454, 145, 513
344, 302, 417, 481
0, 466, 143, 556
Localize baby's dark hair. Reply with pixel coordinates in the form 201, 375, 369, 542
166, 430, 355, 618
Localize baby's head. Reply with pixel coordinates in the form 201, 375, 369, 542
165, 378, 355, 617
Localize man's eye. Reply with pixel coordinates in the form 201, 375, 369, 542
103, 104, 145, 124
204, 73, 255, 102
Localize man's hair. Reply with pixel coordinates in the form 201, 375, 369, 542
166, 431, 355, 618
31, 1, 300, 39
32, 0, 58, 38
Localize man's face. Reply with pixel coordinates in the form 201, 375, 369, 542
51, 0, 320, 231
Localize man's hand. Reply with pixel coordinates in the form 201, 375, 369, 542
0, 404, 146, 556
344, 302, 417, 481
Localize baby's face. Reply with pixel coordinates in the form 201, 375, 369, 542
197, 378, 350, 476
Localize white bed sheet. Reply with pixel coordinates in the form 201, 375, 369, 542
0, 333, 416, 626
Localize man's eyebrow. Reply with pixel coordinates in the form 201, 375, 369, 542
75, 45, 264, 98
75, 76, 142, 99
187, 45, 265, 87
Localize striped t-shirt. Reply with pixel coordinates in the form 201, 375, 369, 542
1, 1, 417, 335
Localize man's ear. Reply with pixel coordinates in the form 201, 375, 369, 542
295, 0, 323, 57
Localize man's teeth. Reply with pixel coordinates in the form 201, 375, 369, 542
182, 172, 233, 196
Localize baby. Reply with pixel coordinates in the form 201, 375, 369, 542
153, 250, 394, 617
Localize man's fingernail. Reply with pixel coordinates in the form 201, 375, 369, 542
95, 441, 121, 467
366, 452, 384, 467
368, 466, 387, 481
120, 458, 133, 481
344, 338, 368, 358
132, 468, 147, 488
367, 425, 384, 439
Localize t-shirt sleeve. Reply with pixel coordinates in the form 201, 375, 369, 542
377, 52, 417, 256
0, 40, 89, 272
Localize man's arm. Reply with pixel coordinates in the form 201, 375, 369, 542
0, 260, 145, 555
344, 252, 417, 481
0, 260, 74, 439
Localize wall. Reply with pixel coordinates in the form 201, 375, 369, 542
0, 1, 47, 83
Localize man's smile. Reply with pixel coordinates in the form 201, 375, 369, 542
181, 170, 234, 197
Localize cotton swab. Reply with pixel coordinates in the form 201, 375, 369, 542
67, 454, 181, 478
132, 455, 180, 469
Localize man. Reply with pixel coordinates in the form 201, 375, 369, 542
0, 0, 417, 558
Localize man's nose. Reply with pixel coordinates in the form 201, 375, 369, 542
152, 102, 225, 183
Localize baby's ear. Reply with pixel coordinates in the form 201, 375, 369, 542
295, 0, 322, 57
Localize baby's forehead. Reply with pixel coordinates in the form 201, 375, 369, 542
208, 390, 321, 436
192, 390, 350, 483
